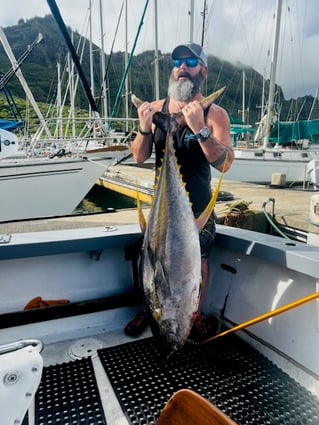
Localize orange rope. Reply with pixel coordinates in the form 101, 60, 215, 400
202, 291, 319, 344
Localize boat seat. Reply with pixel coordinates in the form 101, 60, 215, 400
155, 388, 237, 425
0, 339, 43, 425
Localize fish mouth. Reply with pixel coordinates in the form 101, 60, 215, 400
160, 325, 184, 351
164, 332, 181, 352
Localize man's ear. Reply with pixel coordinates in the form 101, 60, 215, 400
202, 66, 208, 78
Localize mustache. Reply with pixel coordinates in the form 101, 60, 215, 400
176, 71, 192, 80
168, 68, 205, 101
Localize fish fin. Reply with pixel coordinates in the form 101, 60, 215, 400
200, 86, 226, 109
154, 260, 170, 297
131, 94, 143, 108
136, 179, 147, 234
196, 152, 228, 230
152, 308, 161, 322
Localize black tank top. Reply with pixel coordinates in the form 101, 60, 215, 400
153, 98, 212, 214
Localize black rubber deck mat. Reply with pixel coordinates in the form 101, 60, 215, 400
35, 357, 106, 425
98, 335, 319, 425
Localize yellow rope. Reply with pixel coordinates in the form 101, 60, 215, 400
202, 291, 319, 344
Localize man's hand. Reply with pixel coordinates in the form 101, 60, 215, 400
181, 101, 205, 134
138, 102, 156, 133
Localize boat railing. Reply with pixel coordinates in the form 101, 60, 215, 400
0, 339, 43, 354
17, 117, 139, 157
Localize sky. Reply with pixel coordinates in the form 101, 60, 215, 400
2, 0, 319, 100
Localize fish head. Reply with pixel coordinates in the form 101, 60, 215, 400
162, 328, 184, 353
153, 112, 181, 135
146, 307, 187, 353
158, 317, 190, 353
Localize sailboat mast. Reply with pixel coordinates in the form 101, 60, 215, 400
99, 0, 108, 119
47, 0, 110, 138
308, 88, 319, 120
154, 0, 160, 100
124, 0, 129, 128
242, 70, 246, 123
89, 0, 95, 119
189, 0, 194, 42
201, 0, 207, 47
56, 62, 63, 137
263, 0, 282, 147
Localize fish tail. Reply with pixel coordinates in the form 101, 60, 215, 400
131, 94, 144, 108
200, 86, 226, 109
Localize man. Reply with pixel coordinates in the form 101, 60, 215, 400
125, 42, 234, 338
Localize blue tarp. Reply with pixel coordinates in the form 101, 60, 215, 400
230, 126, 255, 134
0, 119, 24, 131
229, 114, 255, 135
269, 119, 319, 144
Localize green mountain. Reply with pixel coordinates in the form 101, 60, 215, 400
0, 15, 317, 128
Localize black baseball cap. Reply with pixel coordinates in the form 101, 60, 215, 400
172, 43, 207, 66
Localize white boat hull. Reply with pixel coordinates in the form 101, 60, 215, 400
0, 153, 126, 221
220, 147, 319, 184
0, 128, 19, 158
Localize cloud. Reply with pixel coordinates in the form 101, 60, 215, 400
1, 0, 318, 98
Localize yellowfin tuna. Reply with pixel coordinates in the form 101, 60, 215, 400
134, 88, 226, 355
141, 131, 202, 354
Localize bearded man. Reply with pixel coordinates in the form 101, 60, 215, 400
126, 43, 234, 338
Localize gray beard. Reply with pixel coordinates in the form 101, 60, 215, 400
167, 78, 194, 102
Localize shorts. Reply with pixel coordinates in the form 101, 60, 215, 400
198, 213, 216, 258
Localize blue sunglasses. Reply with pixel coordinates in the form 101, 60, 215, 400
173, 57, 200, 68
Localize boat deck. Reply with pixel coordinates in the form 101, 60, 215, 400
21, 327, 319, 425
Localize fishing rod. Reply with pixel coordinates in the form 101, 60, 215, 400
202, 291, 319, 344
46, 0, 100, 118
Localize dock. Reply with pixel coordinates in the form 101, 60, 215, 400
98, 164, 319, 239
0, 163, 319, 245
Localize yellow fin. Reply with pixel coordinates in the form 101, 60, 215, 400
136, 179, 147, 234
196, 152, 228, 230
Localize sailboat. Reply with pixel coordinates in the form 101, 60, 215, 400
0, 4, 133, 222
222, 0, 319, 186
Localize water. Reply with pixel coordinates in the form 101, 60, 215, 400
75, 185, 137, 214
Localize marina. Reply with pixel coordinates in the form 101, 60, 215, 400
98, 164, 319, 238
1, 155, 319, 425
2, 163, 318, 245
1, 1, 319, 423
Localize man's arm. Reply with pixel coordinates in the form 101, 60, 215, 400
131, 131, 153, 164
131, 100, 162, 163
182, 101, 234, 172
131, 100, 154, 163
